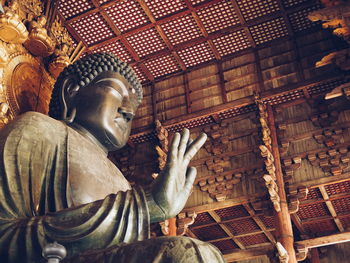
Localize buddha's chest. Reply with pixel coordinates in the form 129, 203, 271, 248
67, 130, 131, 206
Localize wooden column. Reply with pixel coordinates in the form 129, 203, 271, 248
168, 218, 177, 236
267, 104, 297, 263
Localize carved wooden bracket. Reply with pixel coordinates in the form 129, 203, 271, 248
276, 242, 289, 263
307, 146, 350, 176
203, 123, 229, 156
154, 120, 169, 170
295, 244, 308, 261
310, 110, 339, 128
160, 211, 197, 236
282, 156, 301, 181
198, 173, 242, 201
205, 157, 231, 174
313, 127, 343, 147
288, 186, 309, 214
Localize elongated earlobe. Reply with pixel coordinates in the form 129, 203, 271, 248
59, 76, 80, 122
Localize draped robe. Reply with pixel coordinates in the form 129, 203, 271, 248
0, 112, 149, 262
0, 112, 225, 263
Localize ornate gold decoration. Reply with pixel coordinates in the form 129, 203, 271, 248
19, 0, 43, 17
24, 16, 55, 57
0, 102, 11, 126
0, 1, 28, 44
3, 53, 54, 116
48, 44, 71, 78
50, 17, 75, 57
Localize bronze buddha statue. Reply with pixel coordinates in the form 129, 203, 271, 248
0, 53, 225, 262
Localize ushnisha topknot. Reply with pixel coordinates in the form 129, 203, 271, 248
49, 52, 142, 120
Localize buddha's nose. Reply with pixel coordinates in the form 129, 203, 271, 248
118, 107, 134, 122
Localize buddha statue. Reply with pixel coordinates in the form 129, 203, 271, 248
0, 53, 224, 262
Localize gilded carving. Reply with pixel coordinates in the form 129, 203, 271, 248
154, 119, 168, 170
18, 0, 43, 17
24, 16, 55, 57
50, 18, 75, 57
276, 242, 289, 263
0, 1, 28, 44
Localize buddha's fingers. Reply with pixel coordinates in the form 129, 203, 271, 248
178, 129, 190, 159
167, 132, 180, 165
184, 133, 207, 165
183, 167, 197, 197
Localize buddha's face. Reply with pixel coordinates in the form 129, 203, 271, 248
72, 71, 139, 151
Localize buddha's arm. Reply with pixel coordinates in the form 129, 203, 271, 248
0, 187, 149, 262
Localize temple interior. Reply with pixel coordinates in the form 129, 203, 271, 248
1, 0, 350, 262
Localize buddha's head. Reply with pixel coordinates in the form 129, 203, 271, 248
49, 53, 142, 151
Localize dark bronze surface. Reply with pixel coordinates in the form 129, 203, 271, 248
0, 53, 225, 262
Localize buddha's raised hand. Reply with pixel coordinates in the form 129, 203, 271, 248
146, 128, 207, 223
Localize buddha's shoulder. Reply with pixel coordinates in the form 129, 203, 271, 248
2, 112, 67, 138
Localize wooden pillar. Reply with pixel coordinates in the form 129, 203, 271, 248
311, 248, 320, 263
267, 104, 297, 263
168, 218, 177, 236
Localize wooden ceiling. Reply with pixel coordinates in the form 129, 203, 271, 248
58, 0, 323, 83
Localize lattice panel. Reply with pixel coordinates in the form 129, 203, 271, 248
144, 55, 180, 78
190, 0, 207, 5
58, 0, 94, 19
211, 239, 238, 252
218, 104, 257, 119
225, 218, 260, 235
263, 89, 303, 105
237, 0, 280, 21
192, 212, 216, 227
145, 0, 187, 19
166, 116, 214, 132
191, 225, 228, 241
307, 188, 323, 200
197, 0, 240, 33
131, 64, 147, 83
215, 205, 249, 221
213, 30, 251, 57
238, 233, 269, 246
130, 131, 157, 144
250, 17, 288, 45
259, 215, 275, 229
92, 41, 133, 62
161, 15, 202, 46
288, 5, 322, 32
283, 0, 310, 8
70, 13, 114, 46
297, 202, 330, 220
339, 216, 350, 229
177, 42, 215, 68
325, 181, 350, 197
332, 198, 350, 214
126, 28, 166, 57
307, 78, 346, 95
303, 219, 337, 234
105, 0, 149, 32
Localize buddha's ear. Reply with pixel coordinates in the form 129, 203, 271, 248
59, 75, 80, 122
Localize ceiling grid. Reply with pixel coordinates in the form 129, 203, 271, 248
58, 0, 322, 83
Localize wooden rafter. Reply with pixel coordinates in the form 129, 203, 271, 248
318, 186, 345, 232
208, 210, 246, 249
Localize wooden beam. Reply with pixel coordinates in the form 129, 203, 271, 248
223, 245, 273, 262
243, 203, 276, 244
296, 231, 350, 249
208, 210, 246, 249
311, 248, 321, 263
319, 186, 345, 232
268, 105, 298, 263
217, 61, 228, 103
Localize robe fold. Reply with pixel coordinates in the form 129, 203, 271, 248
0, 112, 149, 262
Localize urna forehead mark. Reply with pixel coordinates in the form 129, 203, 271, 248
95, 78, 129, 97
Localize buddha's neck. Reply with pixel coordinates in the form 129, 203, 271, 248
68, 122, 108, 155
